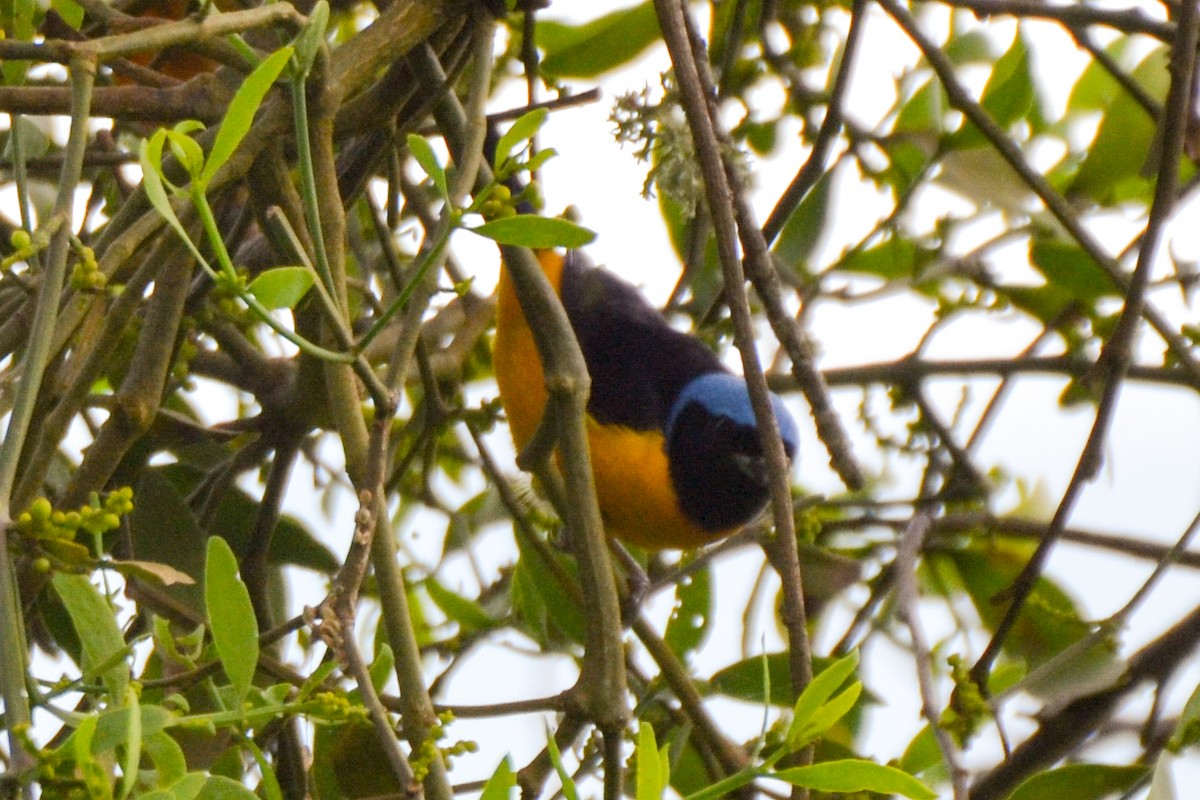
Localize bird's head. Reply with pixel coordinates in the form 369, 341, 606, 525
663, 373, 800, 533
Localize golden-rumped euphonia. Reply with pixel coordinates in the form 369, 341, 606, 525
494, 248, 799, 550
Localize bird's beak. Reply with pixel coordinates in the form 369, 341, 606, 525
732, 453, 771, 486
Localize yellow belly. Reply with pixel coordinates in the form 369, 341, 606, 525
494, 252, 730, 550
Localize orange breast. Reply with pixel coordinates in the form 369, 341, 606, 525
493, 252, 733, 550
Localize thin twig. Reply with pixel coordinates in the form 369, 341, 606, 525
653, 0, 815, 725
967, 0, 1200, 685
894, 512, 970, 799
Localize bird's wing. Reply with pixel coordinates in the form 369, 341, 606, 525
559, 252, 724, 432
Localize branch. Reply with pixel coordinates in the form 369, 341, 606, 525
653, 0, 815, 721
0, 56, 97, 791
940, 0, 1174, 41
969, 602, 1200, 800
969, 0, 1200, 684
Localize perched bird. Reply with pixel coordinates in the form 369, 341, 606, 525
493, 248, 799, 550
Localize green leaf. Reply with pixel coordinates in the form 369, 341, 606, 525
999, 283, 1078, 324
773, 760, 937, 800
636, 723, 668, 800
143, 730, 188, 787
117, 686, 141, 800
407, 133, 449, 200
771, 171, 832, 273
1169, 681, 1200, 751
790, 682, 863, 748
201, 775, 260, 799
1008, 763, 1149, 800
424, 577, 498, 634
471, 215, 596, 248
290, 0, 329, 79
202, 46, 294, 186
152, 463, 339, 576
163, 772, 208, 800
247, 266, 315, 310
899, 725, 942, 776
205, 536, 260, 704
980, 33, 1035, 130
712, 652, 836, 706
894, 80, 943, 136
141, 134, 188, 231
933, 539, 1090, 668
511, 534, 585, 646
546, 725, 581, 800
0, 0, 35, 84
664, 563, 711, 657
368, 644, 395, 694
2, 116, 51, 161
1069, 46, 1169, 204
538, 1, 661, 78
51, 0, 84, 29
494, 108, 548, 173
88, 704, 175, 755
52, 572, 129, 701
164, 128, 205, 181
479, 758, 517, 800
1067, 38, 1131, 112
787, 650, 859, 744
838, 236, 929, 281
1030, 236, 1117, 301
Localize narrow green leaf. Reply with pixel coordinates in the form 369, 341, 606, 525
787, 650, 858, 744
407, 133, 449, 200
471, 215, 596, 249
494, 108, 547, 173
247, 266, 315, 310
424, 578, 497, 634
164, 128, 205, 181
117, 686, 141, 800
636, 723, 664, 800
538, 2, 661, 78
141, 133, 188, 236
52, 572, 129, 700
143, 730, 187, 787
246, 738, 284, 800
290, 0, 329, 78
479, 758, 517, 800
1008, 763, 1149, 800
204, 536, 260, 704
790, 682, 863, 748
368, 644, 395, 693
1168, 681, 1200, 751
202, 46, 294, 186
772, 759, 937, 800
545, 725, 581, 800
771, 171, 832, 272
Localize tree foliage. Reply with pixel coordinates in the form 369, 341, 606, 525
0, 0, 1198, 798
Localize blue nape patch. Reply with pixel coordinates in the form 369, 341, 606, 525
665, 373, 799, 450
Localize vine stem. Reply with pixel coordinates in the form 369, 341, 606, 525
0, 55, 97, 795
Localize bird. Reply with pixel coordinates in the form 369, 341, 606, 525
493, 247, 800, 550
